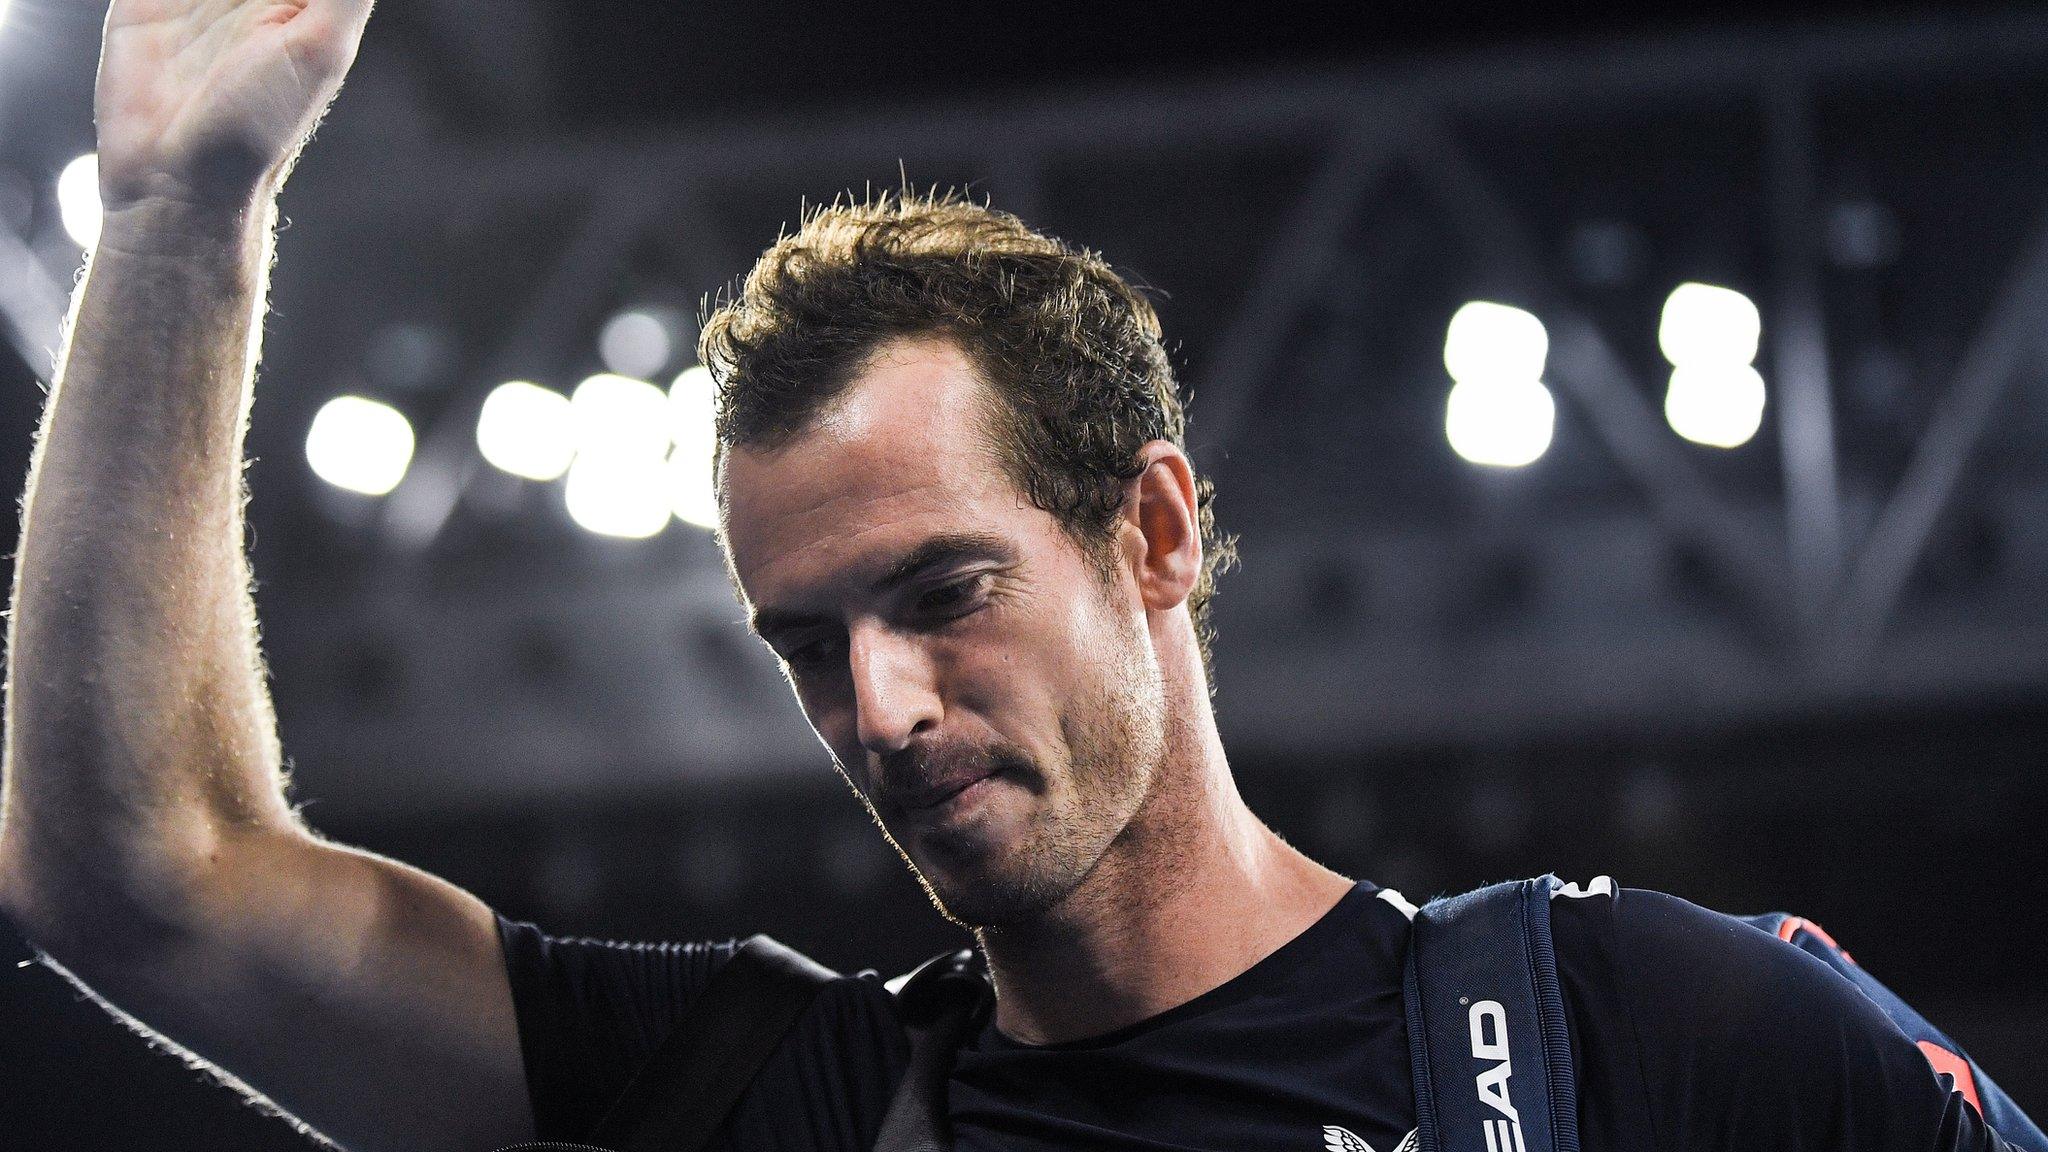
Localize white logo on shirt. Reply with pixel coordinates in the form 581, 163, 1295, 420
1323, 1125, 1374, 1152
1321, 1125, 1418, 1152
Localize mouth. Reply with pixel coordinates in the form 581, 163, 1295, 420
897, 769, 1000, 814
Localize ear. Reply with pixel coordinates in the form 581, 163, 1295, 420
1119, 441, 1202, 613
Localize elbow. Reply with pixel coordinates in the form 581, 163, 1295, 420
0, 825, 53, 940
0, 813, 250, 967
0, 838, 30, 940
0, 733, 304, 964
0, 849, 177, 967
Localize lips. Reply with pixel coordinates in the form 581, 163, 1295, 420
894, 769, 997, 812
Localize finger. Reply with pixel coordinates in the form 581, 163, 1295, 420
312, 0, 377, 36
288, 0, 377, 84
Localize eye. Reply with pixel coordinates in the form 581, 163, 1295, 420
916, 573, 989, 618
782, 632, 846, 671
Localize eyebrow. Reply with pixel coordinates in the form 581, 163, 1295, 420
749, 531, 1016, 639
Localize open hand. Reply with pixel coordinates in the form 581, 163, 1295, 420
94, 0, 375, 212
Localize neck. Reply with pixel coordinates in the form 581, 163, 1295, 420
976, 708, 1352, 1045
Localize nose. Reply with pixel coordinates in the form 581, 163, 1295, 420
847, 624, 941, 757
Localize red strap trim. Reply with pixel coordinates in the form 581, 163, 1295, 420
1776, 916, 1857, 966
1919, 1041, 1983, 1112
1777, 919, 1973, 1110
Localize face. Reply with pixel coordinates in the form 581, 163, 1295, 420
721, 339, 1169, 928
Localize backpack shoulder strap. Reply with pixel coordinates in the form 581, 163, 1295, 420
1402, 874, 1580, 1152
874, 948, 990, 1152
587, 933, 838, 1152
1736, 912, 2048, 1152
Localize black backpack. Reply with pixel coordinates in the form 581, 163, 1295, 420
490, 876, 2046, 1152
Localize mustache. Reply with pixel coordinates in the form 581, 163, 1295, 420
869, 739, 1036, 802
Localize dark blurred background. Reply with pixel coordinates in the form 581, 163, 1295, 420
1, 1, 2045, 1147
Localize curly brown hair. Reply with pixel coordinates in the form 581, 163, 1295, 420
700, 191, 1237, 685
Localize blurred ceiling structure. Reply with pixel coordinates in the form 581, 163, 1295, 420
0, 7, 2044, 817
4, 9, 2048, 1144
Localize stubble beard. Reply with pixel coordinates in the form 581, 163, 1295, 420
914, 612, 1169, 932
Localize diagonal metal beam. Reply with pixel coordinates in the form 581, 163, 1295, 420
1763, 77, 1846, 648
1192, 113, 1408, 466
1831, 205, 2048, 660
1405, 119, 1789, 625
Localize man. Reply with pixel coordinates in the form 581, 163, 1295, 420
0, 4, 2027, 1152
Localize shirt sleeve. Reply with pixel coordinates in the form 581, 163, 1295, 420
495, 912, 741, 1140
1558, 886, 2023, 1152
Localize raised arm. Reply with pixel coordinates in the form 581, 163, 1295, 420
0, 4, 533, 1149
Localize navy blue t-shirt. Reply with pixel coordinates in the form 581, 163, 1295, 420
496, 880, 2017, 1151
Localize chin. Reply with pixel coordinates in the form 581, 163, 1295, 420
923, 875, 1059, 931
910, 835, 1083, 930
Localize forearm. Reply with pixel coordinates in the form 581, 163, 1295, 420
0, 195, 299, 936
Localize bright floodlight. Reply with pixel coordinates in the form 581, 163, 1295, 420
565, 374, 671, 538
1665, 363, 1766, 449
306, 396, 415, 496
571, 373, 671, 458
1445, 378, 1555, 468
57, 153, 102, 250
0, 0, 12, 34
668, 365, 718, 529
565, 453, 672, 539
1658, 282, 1760, 367
599, 309, 675, 379
1444, 301, 1548, 385
477, 381, 575, 481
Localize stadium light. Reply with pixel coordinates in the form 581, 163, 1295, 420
668, 364, 718, 529
1444, 301, 1548, 386
1659, 283, 1766, 449
0, 0, 12, 35
1446, 377, 1555, 468
571, 373, 670, 457
599, 308, 677, 380
1443, 301, 1554, 468
565, 453, 672, 539
57, 153, 101, 250
1658, 282, 1760, 368
305, 396, 415, 496
476, 381, 575, 481
565, 373, 671, 538
1664, 363, 1766, 449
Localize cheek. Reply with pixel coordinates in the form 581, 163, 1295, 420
951, 587, 1122, 742
789, 674, 860, 767
936, 605, 1053, 737
1053, 569, 1139, 675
